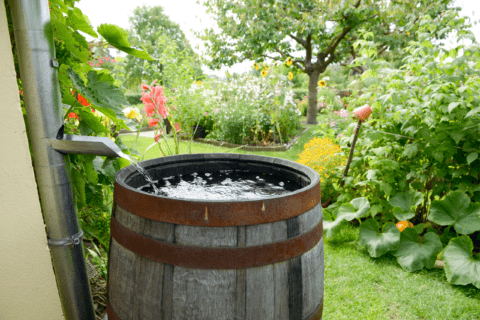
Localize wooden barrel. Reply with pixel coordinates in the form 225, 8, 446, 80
107, 154, 324, 320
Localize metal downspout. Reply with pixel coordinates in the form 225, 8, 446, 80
7, 0, 95, 319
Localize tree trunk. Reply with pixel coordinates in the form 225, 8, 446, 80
306, 69, 320, 124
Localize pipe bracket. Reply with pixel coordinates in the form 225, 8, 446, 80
50, 59, 59, 68
48, 230, 83, 247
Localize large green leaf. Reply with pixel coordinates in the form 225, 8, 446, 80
78, 109, 108, 134
323, 219, 347, 238
441, 236, 480, 288
428, 191, 480, 234
67, 68, 129, 120
393, 229, 443, 272
97, 24, 155, 61
359, 219, 400, 258
337, 197, 371, 221
389, 190, 423, 221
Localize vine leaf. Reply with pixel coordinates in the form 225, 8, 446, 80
389, 190, 423, 221
97, 24, 155, 61
393, 228, 443, 272
359, 219, 400, 258
428, 191, 480, 234
441, 236, 480, 289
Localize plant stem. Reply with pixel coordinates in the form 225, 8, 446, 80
339, 119, 363, 187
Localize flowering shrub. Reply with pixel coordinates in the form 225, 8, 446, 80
209, 70, 301, 145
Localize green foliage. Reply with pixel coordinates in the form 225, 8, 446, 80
123, 5, 202, 90
441, 235, 480, 288
200, 0, 454, 123
359, 219, 400, 258
389, 190, 424, 221
125, 93, 143, 105
428, 191, 480, 235
393, 229, 443, 272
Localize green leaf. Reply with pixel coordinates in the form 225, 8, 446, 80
389, 191, 423, 221
337, 197, 370, 221
83, 155, 99, 185
428, 191, 480, 234
78, 109, 108, 134
448, 102, 460, 113
393, 229, 443, 272
370, 204, 383, 218
66, 8, 98, 38
97, 24, 155, 61
467, 152, 478, 164
441, 236, 480, 288
359, 219, 400, 258
67, 68, 128, 120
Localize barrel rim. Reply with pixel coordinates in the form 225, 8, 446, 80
116, 153, 319, 203
114, 153, 321, 226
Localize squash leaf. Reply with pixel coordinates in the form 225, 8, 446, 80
390, 190, 423, 221
337, 197, 371, 221
428, 191, 480, 234
393, 228, 443, 272
359, 219, 400, 258
441, 236, 480, 288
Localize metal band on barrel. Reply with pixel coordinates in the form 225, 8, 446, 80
114, 181, 321, 227
110, 215, 323, 270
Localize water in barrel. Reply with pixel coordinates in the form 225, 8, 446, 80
137, 170, 302, 200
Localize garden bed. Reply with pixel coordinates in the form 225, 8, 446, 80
179, 127, 310, 152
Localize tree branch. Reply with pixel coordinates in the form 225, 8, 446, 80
288, 33, 307, 48
274, 47, 305, 72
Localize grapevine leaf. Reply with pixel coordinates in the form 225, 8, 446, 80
393, 229, 443, 272
359, 219, 400, 258
67, 67, 129, 120
428, 191, 480, 234
441, 236, 480, 288
83, 155, 99, 185
97, 24, 155, 61
67, 8, 98, 38
78, 109, 108, 134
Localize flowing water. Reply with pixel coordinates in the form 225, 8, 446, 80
119, 153, 159, 194
137, 170, 301, 200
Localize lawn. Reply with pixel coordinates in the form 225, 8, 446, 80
118, 124, 480, 320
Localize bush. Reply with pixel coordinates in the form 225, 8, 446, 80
125, 93, 142, 105
293, 88, 308, 101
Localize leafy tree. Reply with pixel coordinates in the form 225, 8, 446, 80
200, 0, 455, 124
124, 5, 203, 90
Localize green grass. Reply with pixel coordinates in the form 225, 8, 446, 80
118, 125, 480, 320
119, 126, 319, 162
324, 225, 480, 320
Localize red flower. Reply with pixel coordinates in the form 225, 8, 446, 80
141, 84, 151, 91
96, 63, 100, 66
68, 112, 78, 119
112, 59, 116, 63
77, 94, 90, 106
105, 57, 110, 62
99, 59, 103, 63
148, 118, 159, 127
174, 122, 181, 132
88, 62, 93, 66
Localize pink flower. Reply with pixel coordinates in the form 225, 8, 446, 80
204, 112, 209, 117
339, 109, 349, 118
334, 111, 339, 115
174, 122, 181, 132
148, 118, 159, 127
214, 109, 219, 114
330, 121, 336, 127
141, 86, 168, 118
154, 131, 164, 143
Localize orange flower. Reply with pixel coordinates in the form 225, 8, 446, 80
154, 131, 164, 143
77, 94, 90, 106
148, 118, 159, 127
174, 122, 181, 132
68, 112, 78, 119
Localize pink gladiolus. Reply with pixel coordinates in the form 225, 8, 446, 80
174, 122, 181, 132
148, 119, 159, 127
141, 85, 168, 118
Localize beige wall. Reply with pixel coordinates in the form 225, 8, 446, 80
0, 2, 64, 319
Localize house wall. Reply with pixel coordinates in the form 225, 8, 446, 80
0, 2, 64, 319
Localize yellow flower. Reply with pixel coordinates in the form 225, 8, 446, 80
370, 97, 374, 101
286, 57, 293, 66
253, 62, 260, 70
195, 80, 202, 85
261, 69, 267, 77
288, 72, 294, 80
123, 107, 142, 121
406, 30, 410, 36
318, 80, 326, 87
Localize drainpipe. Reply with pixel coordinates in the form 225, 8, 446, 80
7, 0, 95, 319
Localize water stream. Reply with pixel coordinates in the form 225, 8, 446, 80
119, 153, 159, 194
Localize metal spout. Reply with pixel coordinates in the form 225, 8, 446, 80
50, 134, 127, 158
